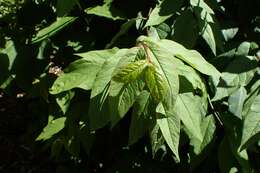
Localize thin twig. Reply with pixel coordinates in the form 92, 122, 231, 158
207, 95, 223, 126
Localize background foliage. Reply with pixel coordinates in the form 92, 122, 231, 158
0, 0, 259, 172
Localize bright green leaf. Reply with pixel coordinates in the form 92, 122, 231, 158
91, 47, 140, 97
56, 91, 75, 114
145, 0, 183, 27
36, 117, 66, 141
113, 59, 147, 83
138, 36, 220, 78
145, 64, 168, 102
50, 48, 118, 94
86, 2, 125, 20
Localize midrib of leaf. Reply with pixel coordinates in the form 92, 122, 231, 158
144, 44, 174, 104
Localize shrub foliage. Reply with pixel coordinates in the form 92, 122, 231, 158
0, 0, 260, 172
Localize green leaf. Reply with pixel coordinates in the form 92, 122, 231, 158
113, 59, 147, 83
148, 23, 171, 39
79, 124, 95, 155
36, 117, 66, 141
236, 42, 251, 56
0, 40, 17, 70
150, 123, 165, 157
172, 9, 198, 48
222, 113, 251, 172
198, 18, 216, 55
91, 47, 140, 97
190, 0, 214, 14
32, 17, 77, 44
241, 94, 260, 149
156, 111, 180, 162
56, 91, 75, 114
138, 36, 220, 78
138, 37, 180, 116
109, 80, 145, 127
144, 64, 168, 101
88, 84, 110, 130
222, 27, 239, 42
194, 6, 216, 54
242, 81, 260, 117
50, 48, 118, 94
145, 0, 183, 27
175, 93, 203, 142
56, 0, 77, 16
51, 137, 64, 158
64, 134, 80, 157
228, 86, 247, 119
86, 2, 125, 20
128, 91, 155, 145
212, 56, 258, 101
0, 41, 16, 87
190, 115, 216, 154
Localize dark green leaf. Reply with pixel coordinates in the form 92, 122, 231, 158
56, 0, 77, 17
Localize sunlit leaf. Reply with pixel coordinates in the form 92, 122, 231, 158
36, 117, 66, 141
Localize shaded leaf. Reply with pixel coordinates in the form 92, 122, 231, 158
56, 0, 76, 17
156, 112, 180, 162
32, 17, 77, 44
128, 91, 155, 145
172, 9, 198, 48
218, 137, 239, 173
109, 80, 145, 127
150, 123, 165, 157
106, 18, 137, 48
241, 94, 260, 149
